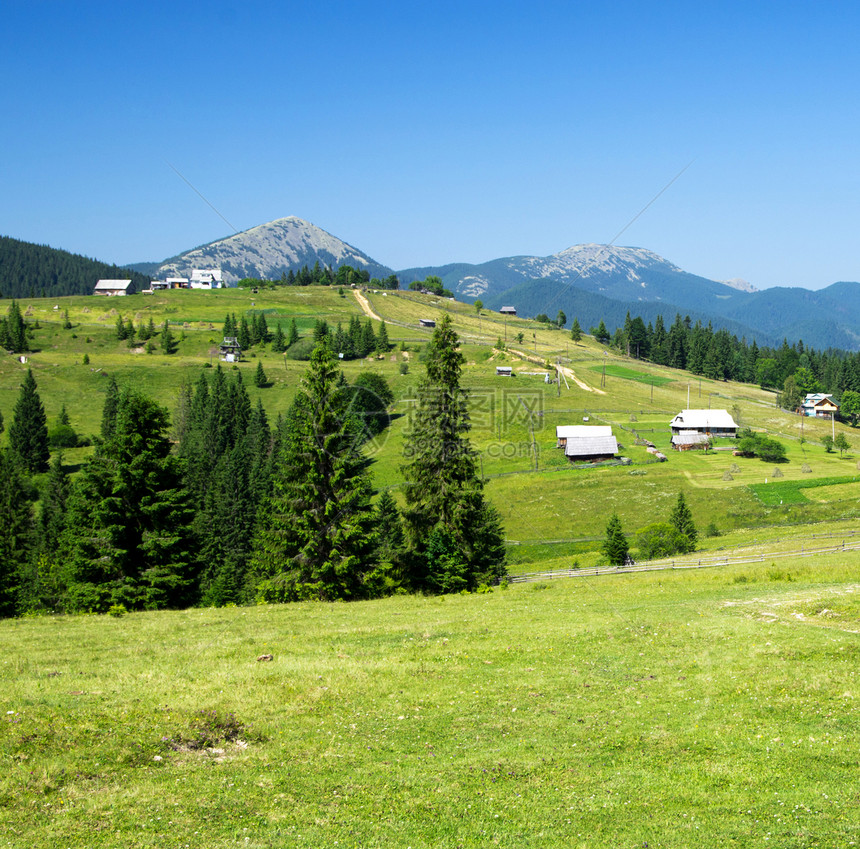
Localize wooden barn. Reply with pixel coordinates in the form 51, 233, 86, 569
671, 430, 711, 451
93, 279, 132, 297
555, 425, 617, 461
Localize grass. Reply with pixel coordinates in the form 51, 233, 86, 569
749, 474, 860, 506
2, 556, 859, 847
587, 363, 676, 386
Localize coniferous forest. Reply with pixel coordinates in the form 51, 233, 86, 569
0, 311, 506, 617
0, 236, 151, 299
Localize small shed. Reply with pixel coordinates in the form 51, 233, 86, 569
93, 279, 132, 297
672, 430, 711, 451
500, 306, 517, 316
219, 336, 242, 362
802, 393, 838, 419
419, 319, 436, 328
150, 281, 170, 291
495, 366, 513, 377
556, 424, 612, 449
564, 434, 618, 462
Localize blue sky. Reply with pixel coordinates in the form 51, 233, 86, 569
3, 0, 860, 289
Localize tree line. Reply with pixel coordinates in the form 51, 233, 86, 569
237, 262, 399, 290
0, 236, 150, 299
582, 310, 860, 419
0, 314, 505, 617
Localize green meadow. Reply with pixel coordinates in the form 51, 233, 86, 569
2, 555, 858, 847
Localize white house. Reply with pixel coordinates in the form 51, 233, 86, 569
669, 409, 738, 438
190, 269, 224, 289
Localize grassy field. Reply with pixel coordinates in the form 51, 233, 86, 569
2, 555, 858, 847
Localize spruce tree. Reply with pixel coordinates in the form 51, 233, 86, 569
570, 318, 582, 343
60, 389, 198, 612
40, 452, 70, 557
8, 369, 50, 473
238, 316, 252, 349
4, 301, 29, 352
161, 321, 177, 354
376, 321, 391, 353
401, 314, 506, 591
0, 449, 34, 617
101, 376, 120, 442
115, 314, 127, 340
254, 360, 268, 387
602, 513, 629, 566
272, 322, 286, 352
287, 318, 300, 347
669, 492, 697, 552
249, 343, 377, 601
361, 319, 376, 357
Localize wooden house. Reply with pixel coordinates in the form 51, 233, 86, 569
495, 366, 513, 377
670, 409, 737, 438
500, 306, 517, 316
555, 425, 612, 449
419, 319, 436, 328
93, 279, 132, 297
802, 393, 838, 419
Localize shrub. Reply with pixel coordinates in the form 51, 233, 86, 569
636, 522, 689, 560
48, 424, 78, 449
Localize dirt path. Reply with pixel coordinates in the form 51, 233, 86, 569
353, 289, 383, 322
507, 348, 605, 394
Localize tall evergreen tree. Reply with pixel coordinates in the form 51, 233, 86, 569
376, 320, 391, 353
249, 343, 377, 601
39, 452, 70, 557
602, 513, 629, 566
60, 389, 198, 612
255, 360, 268, 387
272, 322, 286, 352
160, 321, 177, 354
101, 376, 120, 442
401, 314, 506, 591
287, 318, 300, 347
570, 318, 582, 343
0, 449, 34, 617
238, 316, 252, 349
669, 492, 697, 553
8, 369, 50, 473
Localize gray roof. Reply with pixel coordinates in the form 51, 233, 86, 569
564, 435, 618, 457
94, 279, 132, 290
672, 431, 710, 445
670, 409, 737, 430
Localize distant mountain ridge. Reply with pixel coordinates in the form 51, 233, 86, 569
398, 243, 860, 352
138, 217, 393, 284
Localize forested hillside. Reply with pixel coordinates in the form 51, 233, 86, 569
0, 236, 150, 299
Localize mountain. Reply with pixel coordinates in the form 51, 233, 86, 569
398, 244, 860, 351
399, 244, 755, 317
0, 236, 150, 300
137, 217, 393, 285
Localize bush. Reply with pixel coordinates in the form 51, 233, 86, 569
636, 522, 689, 559
285, 337, 318, 360
48, 424, 78, 448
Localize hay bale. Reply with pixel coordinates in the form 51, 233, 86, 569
802, 463, 812, 473
730, 463, 741, 474
772, 467, 784, 478
722, 471, 734, 481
